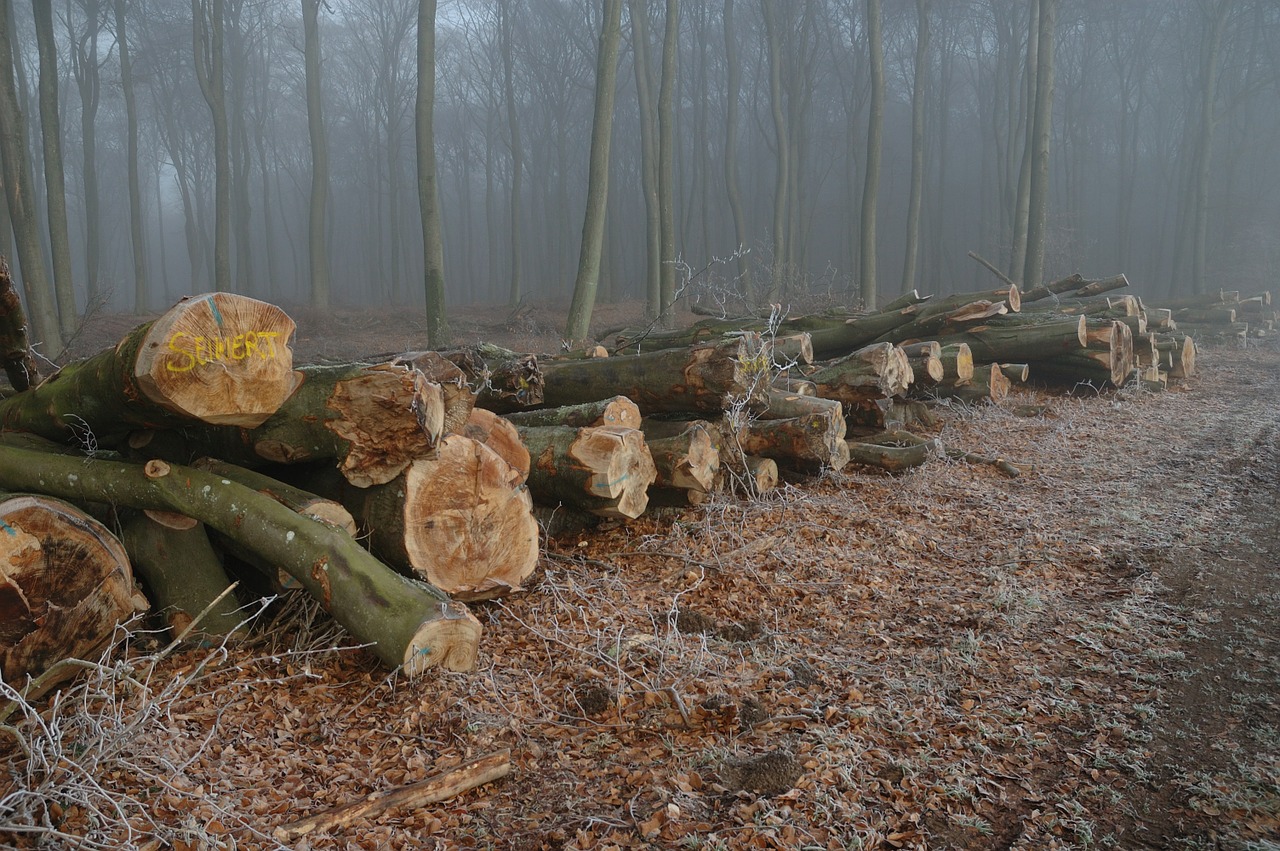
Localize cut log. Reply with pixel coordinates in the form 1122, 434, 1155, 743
872, 300, 1010, 346
0, 293, 300, 446
927, 363, 1011, 405
939, 343, 975, 384
1019, 272, 1087, 302
1172, 307, 1236, 324
717, 454, 779, 494
131, 362, 446, 488
441, 344, 544, 413
1000, 363, 1030, 383
1154, 333, 1197, 379
461, 408, 531, 485
539, 335, 772, 415
519, 425, 657, 519
845, 438, 940, 472
0, 494, 148, 683
1068, 273, 1129, 299
760, 390, 844, 421
640, 421, 719, 492
805, 343, 913, 410
503, 396, 642, 430
733, 410, 847, 471
863, 430, 1026, 478
0, 257, 40, 391
0, 446, 481, 675
304, 435, 539, 602
771, 376, 816, 395
190, 458, 356, 534
120, 514, 244, 637
898, 341, 942, 360
932, 316, 1088, 364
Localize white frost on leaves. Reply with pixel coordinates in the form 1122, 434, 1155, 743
285, 530, 295, 543
67, 474, 78, 483
222, 479, 231, 485
202, 485, 212, 495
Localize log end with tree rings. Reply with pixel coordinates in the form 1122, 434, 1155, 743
133, 293, 300, 428
326, 363, 446, 487
403, 600, 483, 675
400, 436, 540, 602
0, 495, 148, 684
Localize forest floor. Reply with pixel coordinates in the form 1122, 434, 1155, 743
4, 302, 1279, 850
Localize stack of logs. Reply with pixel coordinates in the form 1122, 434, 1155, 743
0, 260, 1250, 684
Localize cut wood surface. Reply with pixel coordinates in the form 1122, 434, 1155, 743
309, 435, 539, 602
939, 343, 975, 383
641, 421, 719, 492
519, 425, 657, 518
805, 343, 914, 407
0, 495, 148, 683
0, 293, 300, 445
389, 351, 477, 435
735, 410, 848, 471
461, 408, 532, 485
0, 446, 480, 675
540, 336, 771, 414
441, 344, 544, 413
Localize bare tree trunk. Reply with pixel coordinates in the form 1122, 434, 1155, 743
1009, 0, 1039, 281
900, 0, 930, 295
722, 0, 753, 301
114, 0, 148, 313
628, 0, 660, 319
0, 0, 61, 351
656, 0, 679, 328
33, 0, 76, 335
565, 0, 623, 343
193, 0, 231, 292
1190, 0, 1229, 294
303, 0, 330, 308
859, 0, 884, 307
1021, 0, 1055, 290
227, 0, 252, 293
499, 0, 522, 306
417, 0, 449, 344
760, 0, 788, 302
72, 0, 103, 303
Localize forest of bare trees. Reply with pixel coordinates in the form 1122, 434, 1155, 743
0, 0, 1277, 350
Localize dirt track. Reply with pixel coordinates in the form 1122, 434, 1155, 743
4, 314, 1279, 850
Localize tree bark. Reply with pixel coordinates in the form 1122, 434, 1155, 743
1022, 0, 1056, 289
900, 0, 930, 295
193, 0, 231, 292
860, 0, 884, 307
639, 419, 718, 492
504, 396, 641, 431
33, 0, 76, 336
417, 0, 450, 344
805, 343, 914, 408
721, 0, 753, 300
656, 0, 679, 327
0, 257, 40, 391
113, 0, 148, 312
303, 0, 331, 308
0, 447, 481, 674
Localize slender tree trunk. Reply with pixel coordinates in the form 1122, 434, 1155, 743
722, 0, 753, 301
33, 0, 75, 335
114, 0, 148, 313
227, 0, 251, 293
192, 0, 231, 292
628, 0, 660, 319
303, 0, 330, 308
499, 0, 522, 306
565, 0, 622, 343
0, 0, 61, 351
1010, 0, 1039, 281
656, 0, 678, 328
417, 0, 449, 344
1191, 0, 1229, 294
1021, 0, 1056, 290
859, 0, 883, 307
900, 0, 930, 295
73, 0, 103, 303
761, 0, 788, 302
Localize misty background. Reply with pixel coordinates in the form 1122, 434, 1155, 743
0, 0, 1277, 349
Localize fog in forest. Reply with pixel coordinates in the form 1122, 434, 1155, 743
0, 0, 1277, 350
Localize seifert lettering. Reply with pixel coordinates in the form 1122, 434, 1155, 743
165, 330, 281, 372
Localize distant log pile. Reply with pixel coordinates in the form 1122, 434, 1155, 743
0, 262, 1260, 686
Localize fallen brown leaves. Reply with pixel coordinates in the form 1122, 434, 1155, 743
3, 342, 1279, 849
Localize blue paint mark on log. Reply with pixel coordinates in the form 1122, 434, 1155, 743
206, 295, 225, 327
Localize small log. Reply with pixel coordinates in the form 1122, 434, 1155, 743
461, 408, 531, 485
806, 343, 914, 409
1000, 363, 1030, 383
1019, 272, 1088, 302
640, 421, 719, 492
898, 341, 942, 359
120, 514, 244, 637
939, 343, 975, 383
760, 390, 844, 421
771, 376, 816, 395
540, 335, 771, 415
0, 293, 300, 446
734, 410, 847, 471
845, 437, 940, 472
0, 494, 148, 683
933, 316, 1087, 364
872, 300, 1009, 346
717, 454, 779, 494
503, 395, 642, 430
0, 446, 481, 675
519, 425, 657, 519
1068, 273, 1129, 299
274, 750, 512, 843
907, 354, 944, 384
863, 430, 1026, 477
1154, 333, 1197, 379
1173, 306, 1236, 324
928, 363, 1011, 405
